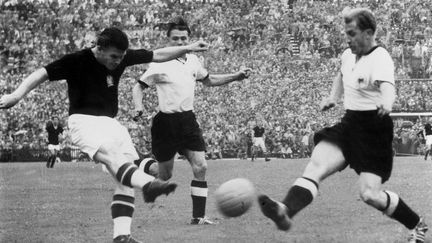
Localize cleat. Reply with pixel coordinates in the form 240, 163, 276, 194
265, 158, 271, 162
142, 179, 177, 203
408, 217, 428, 243
258, 195, 291, 231
190, 217, 218, 225
113, 235, 142, 243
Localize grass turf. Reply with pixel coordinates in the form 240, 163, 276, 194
0, 157, 431, 243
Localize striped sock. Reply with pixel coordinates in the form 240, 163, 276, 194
383, 191, 420, 229
116, 163, 154, 188
191, 180, 208, 218
111, 194, 135, 238
282, 177, 319, 218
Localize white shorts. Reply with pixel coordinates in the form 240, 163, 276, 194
253, 137, 266, 152
426, 135, 432, 146
48, 144, 60, 152
68, 114, 138, 161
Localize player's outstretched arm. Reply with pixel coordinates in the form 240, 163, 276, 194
320, 72, 343, 111
0, 68, 48, 109
201, 67, 252, 87
152, 40, 209, 63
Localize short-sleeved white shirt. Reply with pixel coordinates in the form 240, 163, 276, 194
340, 46, 395, 110
139, 54, 208, 113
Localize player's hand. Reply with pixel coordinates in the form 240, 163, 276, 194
320, 97, 336, 111
237, 68, 252, 80
187, 40, 209, 52
133, 110, 143, 122
377, 102, 392, 117
0, 94, 19, 109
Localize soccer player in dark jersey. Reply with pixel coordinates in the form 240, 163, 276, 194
46, 116, 63, 168
132, 17, 251, 225
423, 121, 432, 160
258, 9, 428, 243
251, 119, 271, 162
0, 27, 208, 243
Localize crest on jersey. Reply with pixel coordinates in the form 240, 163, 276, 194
107, 75, 114, 87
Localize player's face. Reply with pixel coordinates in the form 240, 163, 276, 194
168, 29, 189, 47
344, 20, 371, 55
98, 46, 126, 70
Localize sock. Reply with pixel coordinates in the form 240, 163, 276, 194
382, 191, 420, 229
191, 180, 208, 218
116, 163, 154, 188
49, 155, 56, 167
111, 194, 134, 238
282, 177, 319, 218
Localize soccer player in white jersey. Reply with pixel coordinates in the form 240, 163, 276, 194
133, 17, 251, 225
0, 27, 209, 243
258, 8, 428, 242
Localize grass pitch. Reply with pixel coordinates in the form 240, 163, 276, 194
0, 157, 431, 243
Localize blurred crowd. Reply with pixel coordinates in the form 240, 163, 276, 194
1, 0, 432, 159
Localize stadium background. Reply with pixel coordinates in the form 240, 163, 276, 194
1, 0, 432, 162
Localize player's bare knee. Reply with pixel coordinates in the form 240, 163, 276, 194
192, 160, 207, 178
158, 170, 173, 181
359, 187, 380, 205
96, 142, 123, 167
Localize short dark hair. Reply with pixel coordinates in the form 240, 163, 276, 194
96, 27, 129, 51
343, 8, 376, 34
167, 16, 191, 37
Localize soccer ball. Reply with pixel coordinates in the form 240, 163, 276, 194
214, 178, 256, 217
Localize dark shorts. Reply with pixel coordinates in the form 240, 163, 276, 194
151, 111, 206, 162
314, 110, 394, 182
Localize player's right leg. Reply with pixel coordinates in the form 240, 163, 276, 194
184, 149, 216, 225
258, 140, 346, 231
46, 146, 55, 168
95, 144, 177, 203
110, 183, 141, 243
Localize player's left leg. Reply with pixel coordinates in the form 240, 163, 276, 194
50, 148, 60, 168
358, 173, 428, 242
111, 183, 140, 243
259, 140, 346, 231
261, 141, 270, 162
183, 149, 216, 225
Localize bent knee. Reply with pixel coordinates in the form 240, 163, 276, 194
158, 170, 173, 181
192, 160, 207, 174
359, 188, 381, 204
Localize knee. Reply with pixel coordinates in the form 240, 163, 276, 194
192, 159, 207, 175
158, 170, 173, 181
359, 187, 380, 205
97, 142, 122, 165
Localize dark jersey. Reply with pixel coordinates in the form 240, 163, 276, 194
253, 126, 265, 137
45, 48, 153, 117
46, 123, 63, 145
425, 123, 432, 136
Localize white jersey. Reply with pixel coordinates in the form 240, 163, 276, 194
139, 53, 208, 113
340, 46, 395, 111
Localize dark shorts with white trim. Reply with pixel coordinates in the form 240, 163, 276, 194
314, 110, 394, 182
151, 110, 206, 162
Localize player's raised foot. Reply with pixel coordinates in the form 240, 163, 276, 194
113, 235, 142, 243
190, 217, 218, 225
265, 158, 271, 162
258, 195, 291, 231
142, 179, 177, 203
408, 217, 428, 243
